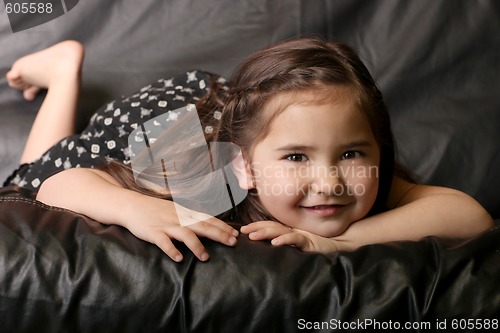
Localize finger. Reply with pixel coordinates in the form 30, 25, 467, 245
240, 221, 282, 234
192, 212, 239, 237
271, 233, 309, 250
188, 218, 238, 247
175, 204, 238, 237
246, 226, 292, 241
153, 232, 184, 262
168, 227, 210, 262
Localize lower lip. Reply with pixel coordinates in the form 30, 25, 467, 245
301, 205, 346, 217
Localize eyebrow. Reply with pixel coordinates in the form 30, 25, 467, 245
275, 140, 373, 152
340, 140, 373, 149
275, 144, 315, 152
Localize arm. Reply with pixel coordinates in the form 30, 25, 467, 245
36, 168, 238, 261
331, 176, 493, 251
241, 176, 493, 253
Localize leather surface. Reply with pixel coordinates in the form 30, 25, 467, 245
0, 186, 499, 332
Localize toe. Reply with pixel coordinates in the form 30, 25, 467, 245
6, 69, 23, 88
23, 86, 41, 101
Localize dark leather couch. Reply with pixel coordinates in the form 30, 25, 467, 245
1, 186, 499, 332
1, 1, 499, 332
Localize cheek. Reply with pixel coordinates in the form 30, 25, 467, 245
363, 178, 379, 206
254, 173, 303, 200
345, 167, 379, 206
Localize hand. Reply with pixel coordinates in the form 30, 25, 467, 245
36, 167, 239, 263
240, 221, 339, 254
122, 194, 238, 262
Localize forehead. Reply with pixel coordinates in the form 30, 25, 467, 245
258, 86, 377, 145
248, 85, 369, 151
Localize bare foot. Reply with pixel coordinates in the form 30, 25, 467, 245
6, 40, 84, 101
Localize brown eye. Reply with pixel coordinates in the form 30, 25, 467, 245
341, 151, 361, 160
286, 154, 307, 162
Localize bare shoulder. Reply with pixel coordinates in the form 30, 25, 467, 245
41, 167, 122, 190
84, 168, 122, 186
386, 176, 465, 209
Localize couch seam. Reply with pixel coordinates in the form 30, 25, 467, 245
0, 196, 71, 213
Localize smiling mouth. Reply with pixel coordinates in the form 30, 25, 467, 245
300, 204, 347, 217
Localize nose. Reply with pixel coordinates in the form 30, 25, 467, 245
309, 164, 345, 196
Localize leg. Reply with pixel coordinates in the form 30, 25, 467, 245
6, 40, 85, 164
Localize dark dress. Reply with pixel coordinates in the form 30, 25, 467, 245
3, 70, 226, 192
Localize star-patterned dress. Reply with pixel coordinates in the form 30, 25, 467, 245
3, 70, 227, 192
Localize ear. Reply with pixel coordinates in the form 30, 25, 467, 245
231, 150, 254, 190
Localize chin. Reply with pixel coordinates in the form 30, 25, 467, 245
305, 222, 352, 238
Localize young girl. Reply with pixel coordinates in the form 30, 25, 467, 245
4, 38, 493, 262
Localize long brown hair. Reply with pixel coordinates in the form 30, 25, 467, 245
102, 36, 397, 224
99, 77, 226, 202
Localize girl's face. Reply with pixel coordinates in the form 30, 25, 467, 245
246, 90, 380, 237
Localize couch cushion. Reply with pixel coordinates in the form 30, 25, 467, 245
1, 186, 499, 332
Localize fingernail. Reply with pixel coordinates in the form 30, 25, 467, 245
228, 236, 237, 245
201, 252, 209, 261
271, 239, 279, 246
232, 229, 239, 237
174, 254, 183, 262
